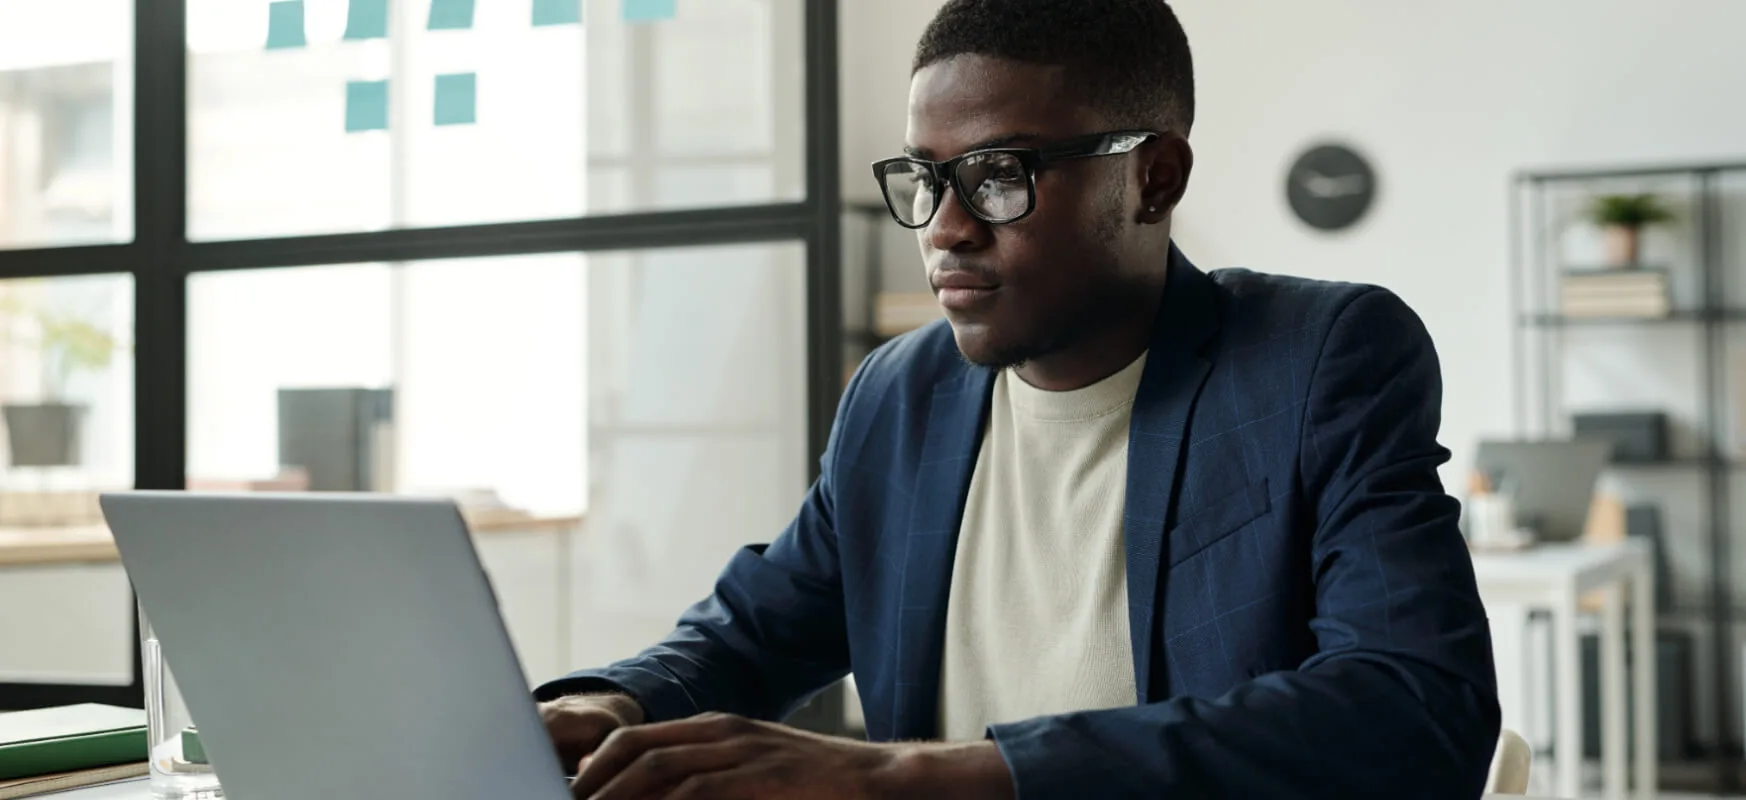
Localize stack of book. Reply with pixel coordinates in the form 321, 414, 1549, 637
1560, 268, 1671, 318
0, 704, 148, 798
1737, 353, 1746, 458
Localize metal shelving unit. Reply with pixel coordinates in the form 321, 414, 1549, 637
1511, 161, 1746, 790
844, 201, 890, 353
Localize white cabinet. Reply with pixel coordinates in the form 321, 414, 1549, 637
0, 522, 579, 691
0, 561, 134, 685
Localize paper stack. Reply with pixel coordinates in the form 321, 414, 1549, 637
1560, 268, 1671, 318
0, 762, 146, 799
0, 704, 147, 798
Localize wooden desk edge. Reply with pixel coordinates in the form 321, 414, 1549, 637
0, 514, 584, 567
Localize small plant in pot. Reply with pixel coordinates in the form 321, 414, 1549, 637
0, 290, 120, 468
1587, 193, 1675, 267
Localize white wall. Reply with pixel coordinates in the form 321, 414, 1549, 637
1172, 0, 1746, 485
841, 0, 1746, 753
838, 0, 939, 209
842, 0, 1746, 481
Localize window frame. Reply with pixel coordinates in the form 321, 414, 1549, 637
0, 0, 843, 726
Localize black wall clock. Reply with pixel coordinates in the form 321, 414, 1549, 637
1285, 143, 1377, 232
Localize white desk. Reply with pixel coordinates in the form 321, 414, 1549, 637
1470, 538, 1655, 800
41, 779, 1574, 799
32, 779, 144, 798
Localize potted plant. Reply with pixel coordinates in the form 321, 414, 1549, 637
0, 288, 120, 468
1586, 193, 1675, 267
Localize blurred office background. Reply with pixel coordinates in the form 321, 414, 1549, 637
3, 1, 1746, 797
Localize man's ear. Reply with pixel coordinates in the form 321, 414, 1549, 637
1136, 134, 1193, 224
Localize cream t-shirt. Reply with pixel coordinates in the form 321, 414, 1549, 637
937, 353, 1146, 741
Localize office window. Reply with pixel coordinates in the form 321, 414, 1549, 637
0, 0, 134, 250
0, 0, 834, 723
186, 258, 585, 516
185, 242, 808, 678
0, 274, 134, 513
0, 274, 135, 688
185, 0, 805, 241
578, 242, 810, 668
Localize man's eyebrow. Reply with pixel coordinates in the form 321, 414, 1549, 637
902, 132, 1045, 160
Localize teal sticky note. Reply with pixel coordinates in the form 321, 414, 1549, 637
433, 73, 476, 126
266, 0, 307, 49
343, 0, 389, 40
345, 80, 389, 132
622, 0, 675, 22
532, 0, 581, 26
427, 0, 475, 30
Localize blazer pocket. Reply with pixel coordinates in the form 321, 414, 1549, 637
1166, 478, 1272, 568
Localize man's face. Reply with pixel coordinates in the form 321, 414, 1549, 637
905, 55, 1139, 368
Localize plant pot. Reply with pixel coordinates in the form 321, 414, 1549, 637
1603, 224, 1642, 267
2, 402, 88, 467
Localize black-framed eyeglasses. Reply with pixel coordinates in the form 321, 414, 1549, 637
870, 130, 1160, 229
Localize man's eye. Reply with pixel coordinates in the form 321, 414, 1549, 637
902, 171, 937, 193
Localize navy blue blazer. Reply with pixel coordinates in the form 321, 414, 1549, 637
538, 248, 1500, 799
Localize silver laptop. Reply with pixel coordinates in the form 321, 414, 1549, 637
100, 492, 571, 800
1472, 438, 1613, 542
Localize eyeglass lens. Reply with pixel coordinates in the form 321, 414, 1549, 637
878, 151, 1030, 227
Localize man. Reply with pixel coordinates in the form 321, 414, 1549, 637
538, 1, 1500, 797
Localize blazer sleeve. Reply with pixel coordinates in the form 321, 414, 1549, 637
987, 289, 1501, 799
531, 362, 862, 724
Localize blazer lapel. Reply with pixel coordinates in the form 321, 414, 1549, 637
891, 364, 995, 739
1125, 245, 1221, 702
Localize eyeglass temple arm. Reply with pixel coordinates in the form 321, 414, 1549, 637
1039, 131, 1160, 162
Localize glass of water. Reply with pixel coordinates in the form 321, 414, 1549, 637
139, 603, 224, 799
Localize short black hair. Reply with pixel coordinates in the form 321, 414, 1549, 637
913, 0, 1195, 135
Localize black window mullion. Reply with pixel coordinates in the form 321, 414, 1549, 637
802, 0, 843, 479
182, 204, 817, 274
109, 0, 191, 712
785, 0, 846, 736
133, 0, 188, 496
0, 244, 136, 280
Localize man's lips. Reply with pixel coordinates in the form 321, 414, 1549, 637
937, 285, 999, 312
931, 271, 999, 291
931, 271, 1002, 313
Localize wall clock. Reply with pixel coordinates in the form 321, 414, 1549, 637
1285, 143, 1377, 232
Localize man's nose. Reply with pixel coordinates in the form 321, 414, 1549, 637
924, 184, 992, 252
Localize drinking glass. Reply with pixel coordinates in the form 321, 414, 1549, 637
139, 603, 224, 798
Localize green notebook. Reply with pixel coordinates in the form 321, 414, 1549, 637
0, 704, 147, 781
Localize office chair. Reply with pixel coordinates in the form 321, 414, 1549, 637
1485, 728, 1533, 795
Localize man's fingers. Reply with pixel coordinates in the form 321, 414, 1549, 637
580, 739, 761, 800
571, 713, 755, 797
540, 702, 632, 771
547, 714, 619, 769
667, 768, 757, 800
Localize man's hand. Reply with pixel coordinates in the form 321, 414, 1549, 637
540, 693, 648, 776
568, 712, 1015, 800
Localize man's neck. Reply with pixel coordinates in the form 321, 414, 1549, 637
1012, 290, 1164, 392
